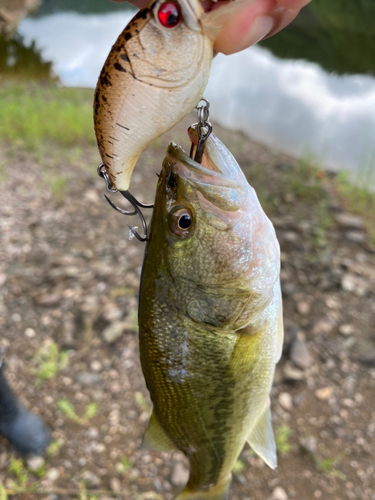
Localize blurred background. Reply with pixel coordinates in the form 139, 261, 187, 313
0, 1, 374, 499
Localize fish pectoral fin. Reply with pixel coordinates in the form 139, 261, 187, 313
142, 412, 178, 452
246, 403, 277, 469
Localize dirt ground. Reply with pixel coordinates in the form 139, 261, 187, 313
0, 113, 374, 500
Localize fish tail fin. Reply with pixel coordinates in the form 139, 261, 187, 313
173, 475, 231, 500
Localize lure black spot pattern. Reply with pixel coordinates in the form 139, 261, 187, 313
114, 62, 127, 73
121, 53, 130, 63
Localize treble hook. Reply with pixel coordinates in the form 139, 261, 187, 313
98, 164, 152, 242
104, 191, 151, 242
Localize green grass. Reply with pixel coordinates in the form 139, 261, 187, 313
275, 424, 292, 455
6, 457, 35, 495
336, 171, 375, 244
57, 399, 98, 425
0, 84, 96, 152
34, 341, 69, 381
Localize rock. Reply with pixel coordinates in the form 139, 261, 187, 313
283, 362, 305, 382
82, 470, 102, 488
335, 213, 363, 229
76, 372, 101, 386
101, 303, 122, 323
102, 321, 126, 344
312, 316, 336, 335
349, 338, 375, 367
296, 301, 310, 315
346, 231, 366, 243
315, 387, 333, 401
27, 455, 45, 471
290, 335, 312, 370
109, 477, 122, 493
341, 273, 369, 296
24, 328, 36, 338
90, 360, 102, 372
278, 392, 293, 411
46, 468, 60, 483
299, 436, 317, 454
171, 463, 189, 487
338, 324, 355, 336
271, 486, 288, 500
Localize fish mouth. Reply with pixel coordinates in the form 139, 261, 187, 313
164, 124, 247, 212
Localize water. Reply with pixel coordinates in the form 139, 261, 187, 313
1, 0, 375, 179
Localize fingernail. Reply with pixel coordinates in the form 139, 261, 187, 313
238, 15, 275, 51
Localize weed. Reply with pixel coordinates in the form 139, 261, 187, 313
232, 458, 245, 474
0, 484, 7, 500
275, 424, 292, 455
73, 481, 99, 500
47, 439, 64, 457
287, 157, 327, 203
315, 456, 346, 480
134, 392, 151, 413
336, 171, 375, 244
57, 399, 98, 425
6, 457, 36, 494
117, 456, 132, 474
34, 341, 69, 381
312, 201, 333, 250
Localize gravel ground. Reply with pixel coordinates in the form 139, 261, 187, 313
0, 114, 374, 500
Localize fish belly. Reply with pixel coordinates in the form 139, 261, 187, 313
139, 285, 279, 492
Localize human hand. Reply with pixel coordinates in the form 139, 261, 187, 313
111, 0, 312, 55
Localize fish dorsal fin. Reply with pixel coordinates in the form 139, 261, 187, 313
246, 402, 277, 469
142, 412, 177, 452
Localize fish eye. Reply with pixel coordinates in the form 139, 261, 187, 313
171, 208, 193, 236
157, 2, 182, 29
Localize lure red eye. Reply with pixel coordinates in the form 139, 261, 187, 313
157, 2, 182, 28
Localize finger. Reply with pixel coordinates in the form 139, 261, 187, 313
277, 0, 311, 8
214, 0, 276, 55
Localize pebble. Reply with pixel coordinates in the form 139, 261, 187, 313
76, 371, 101, 386
283, 362, 305, 382
341, 273, 369, 296
27, 455, 45, 471
82, 470, 101, 488
271, 486, 288, 500
109, 477, 122, 493
299, 436, 317, 454
46, 468, 60, 483
315, 387, 333, 401
278, 392, 293, 411
90, 360, 102, 372
296, 301, 310, 315
339, 324, 355, 336
335, 213, 363, 229
102, 321, 126, 344
24, 327, 36, 338
312, 316, 336, 335
349, 338, 375, 366
346, 231, 366, 243
171, 463, 189, 487
290, 336, 312, 370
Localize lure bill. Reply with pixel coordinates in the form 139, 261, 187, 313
138, 124, 283, 500
94, 0, 213, 192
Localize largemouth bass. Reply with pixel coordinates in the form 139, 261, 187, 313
94, 0, 213, 191
139, 125, 283, 500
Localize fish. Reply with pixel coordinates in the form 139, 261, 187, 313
94, 0, 213, 192
138, 124, 283, 500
